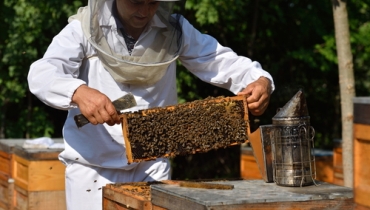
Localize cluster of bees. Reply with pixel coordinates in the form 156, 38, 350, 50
111, 182, 162, 200
124, 96, 249, 162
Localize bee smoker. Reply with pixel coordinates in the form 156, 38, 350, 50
270, 90, 316, 187
254, 90, 317, 187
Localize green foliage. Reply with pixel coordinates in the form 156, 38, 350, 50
315, 1, 370, 96
186, 0, 219, 25
352, 22, 370, 93
315, 36, 338, 65
0, 0, 86, 138
5, 105, 54, 138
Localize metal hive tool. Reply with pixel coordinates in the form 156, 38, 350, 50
121, 95, 250, 164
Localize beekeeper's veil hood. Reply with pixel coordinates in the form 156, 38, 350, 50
69, 0, 184, 85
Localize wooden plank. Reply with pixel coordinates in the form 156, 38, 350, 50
13, 185, 66, 210
356, 203, 370, 210
0, 178, 13, 210
28, 160, 65, 191
103, 198, 168, 210
354, 124, 370, 208
246, 128, 265, 180
121, 115, 133, 164
314, 155, 333, 184
151, 189, 208, 210
28, 190, 66, 210
103, 198, 130, 210
152, 205, 167, 210
13, 185, 28, 210
333, 140, 344, 186
103, 183, 171, 210
0, 145, 15, 182
13, 155, 65, 191
0, 150, 12, 159
354, 124, 370, 141
152, 192, 354, 210
13, 155, 29, 191
103, 184, 152, 210
0, 153, 11, 182
240, 147, 262, 179
198, 199, 355, 210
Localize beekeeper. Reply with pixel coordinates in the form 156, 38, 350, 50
28, 0, 275, 209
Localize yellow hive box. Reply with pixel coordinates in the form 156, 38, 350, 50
12, 145, 66, 210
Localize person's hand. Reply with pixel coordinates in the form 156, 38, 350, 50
72, 85, 121, 126
237, 76, 272, 116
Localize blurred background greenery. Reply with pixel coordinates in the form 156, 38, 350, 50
0, 0, 369, 179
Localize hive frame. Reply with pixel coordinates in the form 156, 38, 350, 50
121, 95, 250, 164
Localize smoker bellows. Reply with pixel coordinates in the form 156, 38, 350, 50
121, 95, 250, 163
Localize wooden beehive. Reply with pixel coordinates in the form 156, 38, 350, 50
333, 139, 343, 186
240, 146, 335, 183
103, 182, 164, 210
353, 97, 370, 209
240, 146, 262, 180
103, 180, 355, 210
122, 95, 250, 164
0, 139, 25, 210
150, 180, 354, 210
12, 145, 66, 210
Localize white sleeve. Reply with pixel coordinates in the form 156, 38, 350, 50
27, 20, 87, 110
178, 18, 275, 94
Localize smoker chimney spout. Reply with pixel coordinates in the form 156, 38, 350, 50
257, 90, 317, 187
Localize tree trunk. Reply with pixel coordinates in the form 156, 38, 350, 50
332, 0, 355, 188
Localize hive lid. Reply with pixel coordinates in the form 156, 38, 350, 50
353, 97, 370, 104
150, 180, 353, 209
273, 90, 309, 119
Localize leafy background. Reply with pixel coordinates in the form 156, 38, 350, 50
1, 0, 369, 179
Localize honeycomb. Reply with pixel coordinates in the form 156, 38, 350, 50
108, 181, 162, 200
121, 95, 250, 163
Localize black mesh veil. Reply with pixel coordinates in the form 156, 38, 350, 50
69, 0, 186, 85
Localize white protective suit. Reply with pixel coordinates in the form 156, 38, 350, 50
28, 0, 274, 209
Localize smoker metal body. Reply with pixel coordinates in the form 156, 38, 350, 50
271, 114, 316, 187
252, 90, 317, 187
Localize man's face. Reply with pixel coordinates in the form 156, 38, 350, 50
116, 0, 160, 33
